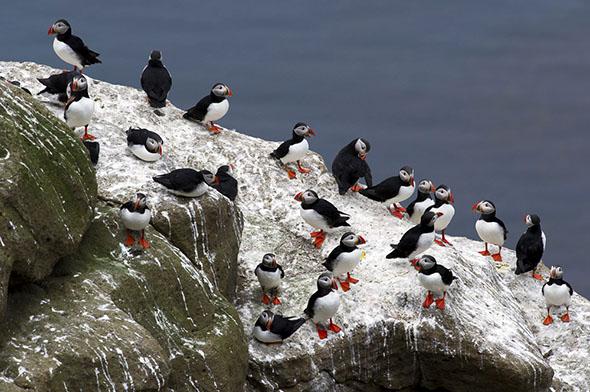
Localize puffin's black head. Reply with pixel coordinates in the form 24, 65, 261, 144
70, 75, 88, 93
416, 255, 437, 272
255, 310, 274, 331
399, 166, 414, 187
353, 138, 370, 160
417, 179, 436, 194
340, 232, 367, 248
201, 170, 215, 185
216, 164, 235, 177
549, 266, 564, 279
317, 272, 338, 290
261, 253, 277, 268
150, 50, 162, 61
293, 122, 315, 138
134, 193, 148, 209
435, 184, 454, 204
48, 19, 71, 35
211, 83, 233, 98
294, 189, 318, 205
472, 200, 495, 214
420, 211, 443, 227
525, 214, 540, 227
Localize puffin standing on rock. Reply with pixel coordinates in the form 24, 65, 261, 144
386, 211, 442, 266
407, 179, 435, 224
425, 185, 455, 246
270, 123, 316, 179
212, 165, 238, 201
294, 190, 350, 248
323, 232, 367, 292
542, 266, 573, 325
183, 83, 232, 134
416, 255, 456, 310
253, 310, 306, 344
48, 19, 101, 71
64, 75, 95, 140
254, 253, 284, 305
140, 50, 172, 108
119, 193, 151, 249
126, 128, 163, 162
359, 165, 415, 218
473, 200, 508, 262
37, 70, 80, 102
332, 138, 372, 195
515, 214, 546, 280
153, 169, 215, 197
304, 273, 341, 340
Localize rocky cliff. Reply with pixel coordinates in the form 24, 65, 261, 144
0, 62, 588, 391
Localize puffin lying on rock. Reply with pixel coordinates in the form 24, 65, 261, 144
254, 253, 284, 305
542, 266, 573, 325
332, 138, 372, 195
253, 310, 306, 344
323, 232, 367, 292
183, 83, 232, 134
270, 122, 316, 179
119, 193, 151, 249
126, 128, 163, 162
153, 169, 214, 197
415, 255, 456, 310
304, 273, 341, 340
359, 165, 415, 218
37, 70, 80, 102
386, 211, 442, 266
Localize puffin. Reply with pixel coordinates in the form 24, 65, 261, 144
304, 273, 341, 340
140, 50, 172, 108
153, 169, 214, 197
359, 165, 415, 218
425, 185, 455, 246
270, 122, 316, 179
119, 193, 151, 249
126, 128, 164, 162
254, 253, 285, 305
322, 232, 367, 292
416, 255, 456, 310
472, 200, 508, 262
83, 140, 100, 165
515, 214, 546, 281
332, 138, 373, 195
542, 266, 573, 325
64, 75, 95, 140
407, 179, 435, 224
37, 70, 80, 102
48, 19, 101, 70
183, 83, 232, 134
294, 189, 350, 248
212, 164, 238, 201
253, 310, 306, 344
386, 211, 443, 265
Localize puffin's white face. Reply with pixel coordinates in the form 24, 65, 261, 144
354, 139, 369, 159
70, 76, 88, 92
525, 214, 540, 227
436, 187, 453, 203
145, 137, 162, 155
399, 168, 414, 185
341, 232, 366, 247
49, 20, 70, 35
257, 310, 273, 330
317, 273, 337, 290
211, 83, 232, 98
202, 171, 215, 185
293, 123, 315, 137
262, 253, 277, 267
474, 200, 495, 214
417, 256, 436, 271
418, 180, 435, 194
294, 190, 318, 204
549, 266, 563, 279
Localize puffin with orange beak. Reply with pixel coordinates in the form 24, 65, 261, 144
126, 127, 164, 162
304, 273, 342, 340
322, 232, 367, 292
212, 164, 238, 201
270, 122, 316, 179
332, 138, 373, 195
359, 165, 415, 218
48, 19, 101, 71
294, 190, 350, 248
119, 193, 151, 249
183, 82, 232, 134
415, 255, 456, 310
407, 179, 436, 224
542, 266, 573, 325
254, 253, 285, 305
472, 200, 507, 262
64, 75, 95, 141
425, 184, 456, 246
253, 310, 306, 344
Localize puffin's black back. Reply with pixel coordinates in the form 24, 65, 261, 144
56, 27, 101, 66
359, 176, 404, 202
153, 168, 203, 192
515, 224, 544, 274
212, 167, 238, 201
332, 140, 373, 195
271, 315, 307, 339
141, 60, 172, 108
126, 128, 163, 146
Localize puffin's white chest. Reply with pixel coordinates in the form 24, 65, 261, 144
386, 184, 415, 204
418, 272, 447, 295
431, 204, 455, 231
544, 284, 571, 307
475, 220, 505, 246
119, 208, 151, 231
53, 38, 82, 68
331, 248, 363, 276
256, 268, 282, 290
253, 326, 282, 343
128, 144, 161, 162
167, 183, 210, 198
281, 139, 309, 163
300, 207, 331, 231
312, 291, 340, 324
65, 97, 94, 128
410, 231, 435, 259
409, 199, 434, 224
203, 99, 229, 123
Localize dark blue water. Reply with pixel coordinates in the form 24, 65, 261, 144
3, 1, 589, 296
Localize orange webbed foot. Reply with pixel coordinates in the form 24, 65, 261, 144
139, 238, 150, 249
124, 233, 135, 247
560, 313, 571, 322
271, 297, 282, 305
317, 326, 328, 339
350, 184, 363, 192
434, 239, 445, 247
479, 250, 491, 256
491, 253, 503, 262
328, 320, 342, 333
347, 274, 359, 284
435, 297, 446, 310
543, 315, 554, 325
422, 292, 434, 308
339, 280, 350, 292
287, 170, 297, 179
532, 273, 544, 281
262, 294, 271, 305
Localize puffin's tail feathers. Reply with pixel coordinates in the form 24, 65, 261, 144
153, 174, 171, 188
386, 244, 400, 259
148, 97, 166, 108
332, 216, 351, 228
282, 316, 307, 339
359, 187, 386, 202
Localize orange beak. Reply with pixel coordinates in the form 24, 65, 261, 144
410, 177, 415, 187
430, 184, 436, 192
436, 212, 444, 217
471, 201, 480, 211
448, 192, 454, 204
71, 80, 78, 92
158, 145, 163, 156
307, 128, 316, 137
359, 153, 366, 160
229, 163, 236, 170
294, 192, 303, 201
357, 235, 367, 245
266, 319, 272, 330
134, 199, 141, 210
227, 88, 233, 97
331, 279, 338, 290
214, 176, 220, 185
48, 26, 55, 35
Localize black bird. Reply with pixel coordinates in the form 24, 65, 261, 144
153, 169, 215, 198
140, 50, 172, 108
332, 138, 372, 195
48, 19, 101, 70
126, 128, 164, 162
515, 214, 546, 280
183, 83, 232, 134
253, 310, 306, 344
37, 71, 80, 102
416, 255, 457, 310
270, 122, 316, 179
386, 211, 442, 264
212, 164, 238, 201
83, 140, 100, 165
359, 165, 415, 218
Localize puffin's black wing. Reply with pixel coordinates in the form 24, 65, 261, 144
141, 66, 172, 108
83, 140, 99, 165
270, 315, 307, 340
270, 140, 292, 160
304, 291, 321, 319
323, 245, 346, 271
359, 176, 401, 202
278, 265, 285, 279
514, 230, 543, 274
564, 281, 574, 296
126, 128, 163, 146
37, 72, 76, 95
183, 95, 211, 122
541, 282, 548, 296
492, 217, 509, 240
436, 265, 456, 285
314, 199, 350, 228
386, 226, 421, 259
153, 169, 202, 192
332, 150, 367, 194
63, 35, 101, 66
120, 200, 134, 212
